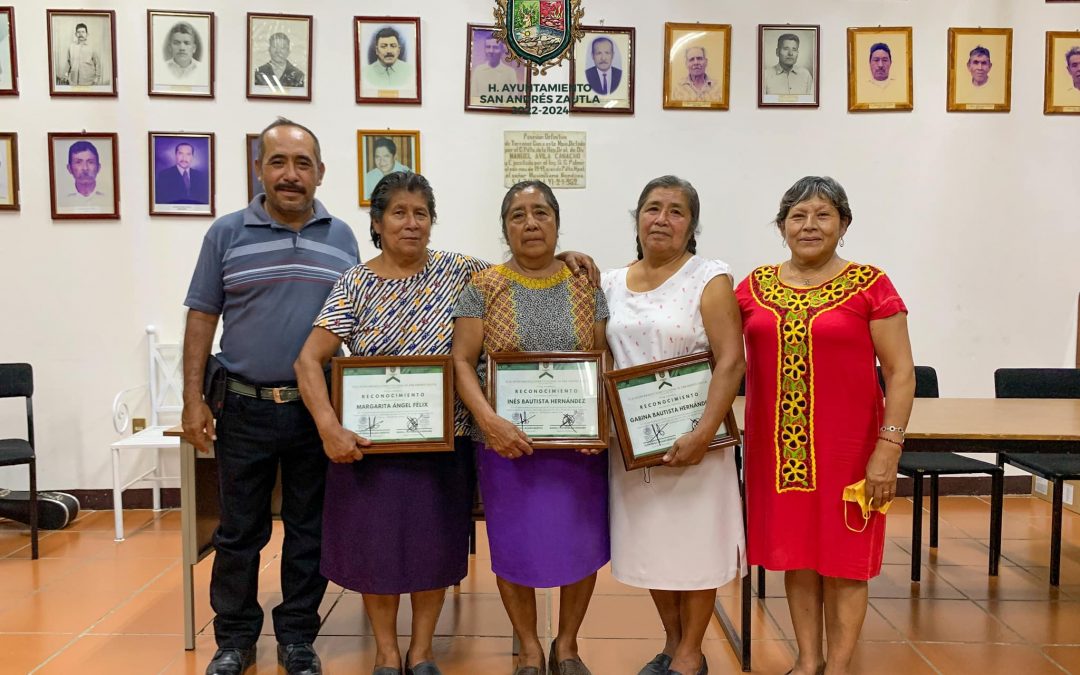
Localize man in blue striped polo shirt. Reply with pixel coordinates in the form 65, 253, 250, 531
182, 118, 359, 675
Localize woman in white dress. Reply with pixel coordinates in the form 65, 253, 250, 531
601, 175, 746, 675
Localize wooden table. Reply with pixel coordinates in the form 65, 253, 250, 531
717, 397, 1080, 671
164, 426, 219, 650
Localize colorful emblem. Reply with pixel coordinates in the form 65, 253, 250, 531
494, 0, 584, 74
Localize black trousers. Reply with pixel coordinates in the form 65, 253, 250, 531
210, 391, 329, 648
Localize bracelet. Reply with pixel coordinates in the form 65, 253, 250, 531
880, 425, 905, 437
878, 435, 904, 449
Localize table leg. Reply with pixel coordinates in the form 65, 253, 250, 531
911, 473, 924, 583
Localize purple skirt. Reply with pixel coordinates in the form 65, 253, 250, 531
478, 444, 610, 588
321, 437, 474, 595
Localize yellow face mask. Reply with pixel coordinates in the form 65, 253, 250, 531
842, 479, 892, 533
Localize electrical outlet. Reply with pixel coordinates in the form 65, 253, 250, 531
1035, 477, 1049, 495
1065, 483, 1075, 506
132, 417, 147, 434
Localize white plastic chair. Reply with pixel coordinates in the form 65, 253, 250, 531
110, 325, 181, 541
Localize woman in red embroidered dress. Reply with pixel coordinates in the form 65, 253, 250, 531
736, 177, 915, 675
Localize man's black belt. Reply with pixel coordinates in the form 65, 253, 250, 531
226, 378, 302, 403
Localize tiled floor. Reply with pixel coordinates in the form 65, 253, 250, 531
2, 496, 1080, 673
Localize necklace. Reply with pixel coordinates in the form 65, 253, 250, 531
783, 260, 841, 287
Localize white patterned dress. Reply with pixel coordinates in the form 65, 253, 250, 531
602, 255, 746, 590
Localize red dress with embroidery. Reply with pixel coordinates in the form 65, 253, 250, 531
735, 262, 907, 580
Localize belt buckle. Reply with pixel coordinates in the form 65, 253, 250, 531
271, 387, 286, 404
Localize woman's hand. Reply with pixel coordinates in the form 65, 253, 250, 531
320, 423, 371, 464
557, 250, 600, 286
662, 429, 710, 467
864, 440, 902, 505
576, 447, 604, 456
481, 415, 533, 459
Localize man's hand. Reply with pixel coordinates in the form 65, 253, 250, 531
181, 400, 216, 454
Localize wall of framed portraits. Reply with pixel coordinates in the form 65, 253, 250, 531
0, 0, 1077, 491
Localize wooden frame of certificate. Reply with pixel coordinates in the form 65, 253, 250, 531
603, 352, 741, 471
331, 355, 454, 454
486, 351, 608, 451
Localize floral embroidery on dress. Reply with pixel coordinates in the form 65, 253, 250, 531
749, 263, 884, 493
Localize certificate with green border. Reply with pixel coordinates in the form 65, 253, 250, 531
331, 355, 454, 453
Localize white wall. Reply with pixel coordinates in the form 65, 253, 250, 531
0, 0, 1076, 491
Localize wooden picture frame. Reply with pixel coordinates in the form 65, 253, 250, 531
357, 129, 420, 207
246, 12, 312, 101
246, 133, 263, 201
570, 26, 635, 114
46, 9, 117, 97
0, 7, 19, 96
947, 27, 1012, 113
147, 10, 214, 98
759, 24, 820, 108
604, 352, 741, 471
148, 132, 215, 217
1045, 31, 1080, 114
663, 22, 730, 110
331, 355, 454, 454
847, 27, 913, 112
486, 351, 609, 451
47, 131, 120, 220
0, 131, 19, 210
355, 16, 421, 104
465, 23, 531, 114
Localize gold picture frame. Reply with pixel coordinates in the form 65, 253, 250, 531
1044, 31, 1080, 114
847, 27, 913, 112
947, 27, 1012, 113
663, 22, 731, 111
356, 129, 420, 207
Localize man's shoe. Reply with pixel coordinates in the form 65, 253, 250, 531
205, 647, 255, 675
277, 642, 322, 675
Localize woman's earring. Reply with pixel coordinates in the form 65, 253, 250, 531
839, 237, 845, 248
781, 238, 788, 249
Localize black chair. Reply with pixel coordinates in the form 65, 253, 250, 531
0, 363, 38, 559
995, 368, 1080, 586
885, 366, 1003, 582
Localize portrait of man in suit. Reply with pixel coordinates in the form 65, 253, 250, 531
155, 141, 209, 205
254, 32, 305, 88
585, 36, 621, 95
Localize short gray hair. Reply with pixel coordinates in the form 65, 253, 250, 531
774, 176, 853, 231
632, 175, 701, 260
1066, 46, 1080, 65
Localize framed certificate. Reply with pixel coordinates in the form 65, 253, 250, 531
331, 355, 454, 453
486, 351, 608, 450
604, 352, 741, 471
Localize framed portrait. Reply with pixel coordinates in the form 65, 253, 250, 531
355, 16, 420, 104
0, 132, 19, 210
847, 27, 913, 112
1045, 31, 1080, 114
246, 133, 264, 201
0, 7, 19, 95
663, 23, 730, 110
947, 27, 1012, 112
148, 132, 214, 217
47, 132, 119, 219
147, 10, 214, 98
357, 130, 419, 207
465, 23, 531, 114
759, 25, 820, 107
246, 13, 311, 101
570, 26, 634, 114
46, 9, 117, 97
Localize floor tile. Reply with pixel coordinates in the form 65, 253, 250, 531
980, 599, 1080, 644
932, 564, 1066, 602
34, 634, 181, 675
873, 598, 1022, 643
915, 642, 1064, 675
869, 563, 966, 599
1041, 646, 1080, 673
0, 589, 128, 633
0, 633, 74, 673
